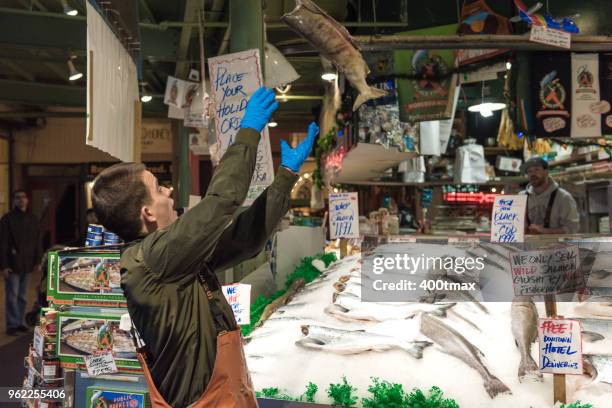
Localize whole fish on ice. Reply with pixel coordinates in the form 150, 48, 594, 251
583, 354, 612, 385
281, 0, 387, 110
325, 293, 455, 322
295, 324, 431, 358
420, 313, 512, 398
574, 317, 612, 342
511, 299, 542, 381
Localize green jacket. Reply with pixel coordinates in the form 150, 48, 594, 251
120, 128, 297, 407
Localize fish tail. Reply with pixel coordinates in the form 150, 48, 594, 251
582, 331, 605, 342
518, 355, 543, 382
484, 375, 512, 398
352, 86, 388, 111
581, 356, 598, 387
404, 340, 432, 359
432, 302, 456, 317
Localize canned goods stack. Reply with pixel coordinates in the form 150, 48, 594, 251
103, 230, 122, 245
85, 224, 104, 247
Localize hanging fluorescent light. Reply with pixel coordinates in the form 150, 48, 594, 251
62, 0, 78, 16
140, 84, 152, 103
67, 56, 82, 81
268, 120, 278, 128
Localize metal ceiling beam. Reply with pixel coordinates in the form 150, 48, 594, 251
18, 0, 48, 12
0, 7, 178, 60
0, 79, 85, 106
139, 0, 156, 23
0, 60, 36, 81
174, 0, 200, 78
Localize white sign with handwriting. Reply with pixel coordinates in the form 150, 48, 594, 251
529, 25, 571, 50
491, 195, 527, 243
208, 49, 274, 205
222, 283, 251, 325
538, 318, 583, 375
329, 193, 360, 239
84, 351, 118, 377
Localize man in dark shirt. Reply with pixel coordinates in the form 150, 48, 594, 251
0, 190, 42, 335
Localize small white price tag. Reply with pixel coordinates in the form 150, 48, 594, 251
43, 364, 57, 378
119, 313, 132, 331
221, 283, 251, 325
84, 351, 118, 377
33, 327, 44, 358
529, 25, 571, 49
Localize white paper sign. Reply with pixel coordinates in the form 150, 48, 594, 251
208, 49, 275, 205
529, 25, 571, 50
538, 318, 583, 375
222, 283, 251, 325
84, 351, 118, 377
510, 244, 584, 296
329, 192, 360, 239
491, 195, 527, 243
571, 53, 602, 138
33, 327, 44, 358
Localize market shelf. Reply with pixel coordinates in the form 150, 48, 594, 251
340, 177, 527, 187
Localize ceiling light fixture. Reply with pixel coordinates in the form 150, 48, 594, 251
321, 71, 338, 82
67, 53, 82, 81
140, 84, 152, 103
320, 56, 337, 82
62, 0, 78, 16
268, 120, 278, 128
468, 81, 506, 118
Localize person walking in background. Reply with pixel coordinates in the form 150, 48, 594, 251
0, 190, 42, 335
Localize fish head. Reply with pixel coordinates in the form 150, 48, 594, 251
300, 325, 310, 335
339, 275, 350, 283
333, 282, 346, 292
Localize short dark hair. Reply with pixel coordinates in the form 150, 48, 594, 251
91, 163, 150, 242
12, 189, 27, 198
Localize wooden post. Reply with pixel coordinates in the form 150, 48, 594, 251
544, 294, 567, 404
339, 238, 348, 259
133, 101, 142, 163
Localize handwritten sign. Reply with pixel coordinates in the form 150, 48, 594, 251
510, 244, 584, 296
491, 195, 527, 243
538, 318, 583, 374
208, 49, 274, 205
84, 351, 118, 377
329, 192, 360, 239
529, 25, 571, 50
222, 283, 251, 325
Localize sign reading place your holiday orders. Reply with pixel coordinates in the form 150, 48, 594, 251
510, 244, 584, 296
208, 49, 274, 204
538, 318, 583, 375
329, 192, 360, 239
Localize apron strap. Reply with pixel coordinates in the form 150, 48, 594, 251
543, 188, 558, 229
198, 262, 234, 336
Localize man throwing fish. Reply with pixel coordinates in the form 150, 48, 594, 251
92, 87, 319, 407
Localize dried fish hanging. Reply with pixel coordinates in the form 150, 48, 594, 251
497, 63, 523, 150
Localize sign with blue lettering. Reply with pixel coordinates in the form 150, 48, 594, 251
221, 283, 251, 325
329, 192, 360, 239
538, 318, 583, 375
491, 195, 527, 243
208, 49, 274, 204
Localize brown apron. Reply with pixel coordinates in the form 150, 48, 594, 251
131, 263, 258, 408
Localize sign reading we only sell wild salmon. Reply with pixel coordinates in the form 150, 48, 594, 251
208, 49, 275, 205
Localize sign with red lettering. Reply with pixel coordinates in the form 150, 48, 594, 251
510, 244, 584, 296
221, 283, 251, 325
538, 318, 583, 374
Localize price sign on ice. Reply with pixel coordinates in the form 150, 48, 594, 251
510, 244, 584, 296
208, 49, 274, 204
491, 195, 527, 243
222, 283, 251, 325
329, 192, 360, 239
538, 318, 583, 375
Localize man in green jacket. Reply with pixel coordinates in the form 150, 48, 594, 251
92, 87, 319, 407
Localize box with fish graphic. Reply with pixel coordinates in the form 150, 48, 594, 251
86, 387, 150, 408
56, 311, 141, 372
47, 248, 127, 307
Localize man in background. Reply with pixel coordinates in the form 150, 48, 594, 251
0, 190, 42, 335
521, 157, 580, 234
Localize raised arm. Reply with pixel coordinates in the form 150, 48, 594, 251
142, 87, 279, 283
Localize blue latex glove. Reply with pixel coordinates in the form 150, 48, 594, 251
240, 87, 278, 132
281, 122, 319, 173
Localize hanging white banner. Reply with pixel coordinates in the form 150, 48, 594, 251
571, 53, 602, 138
